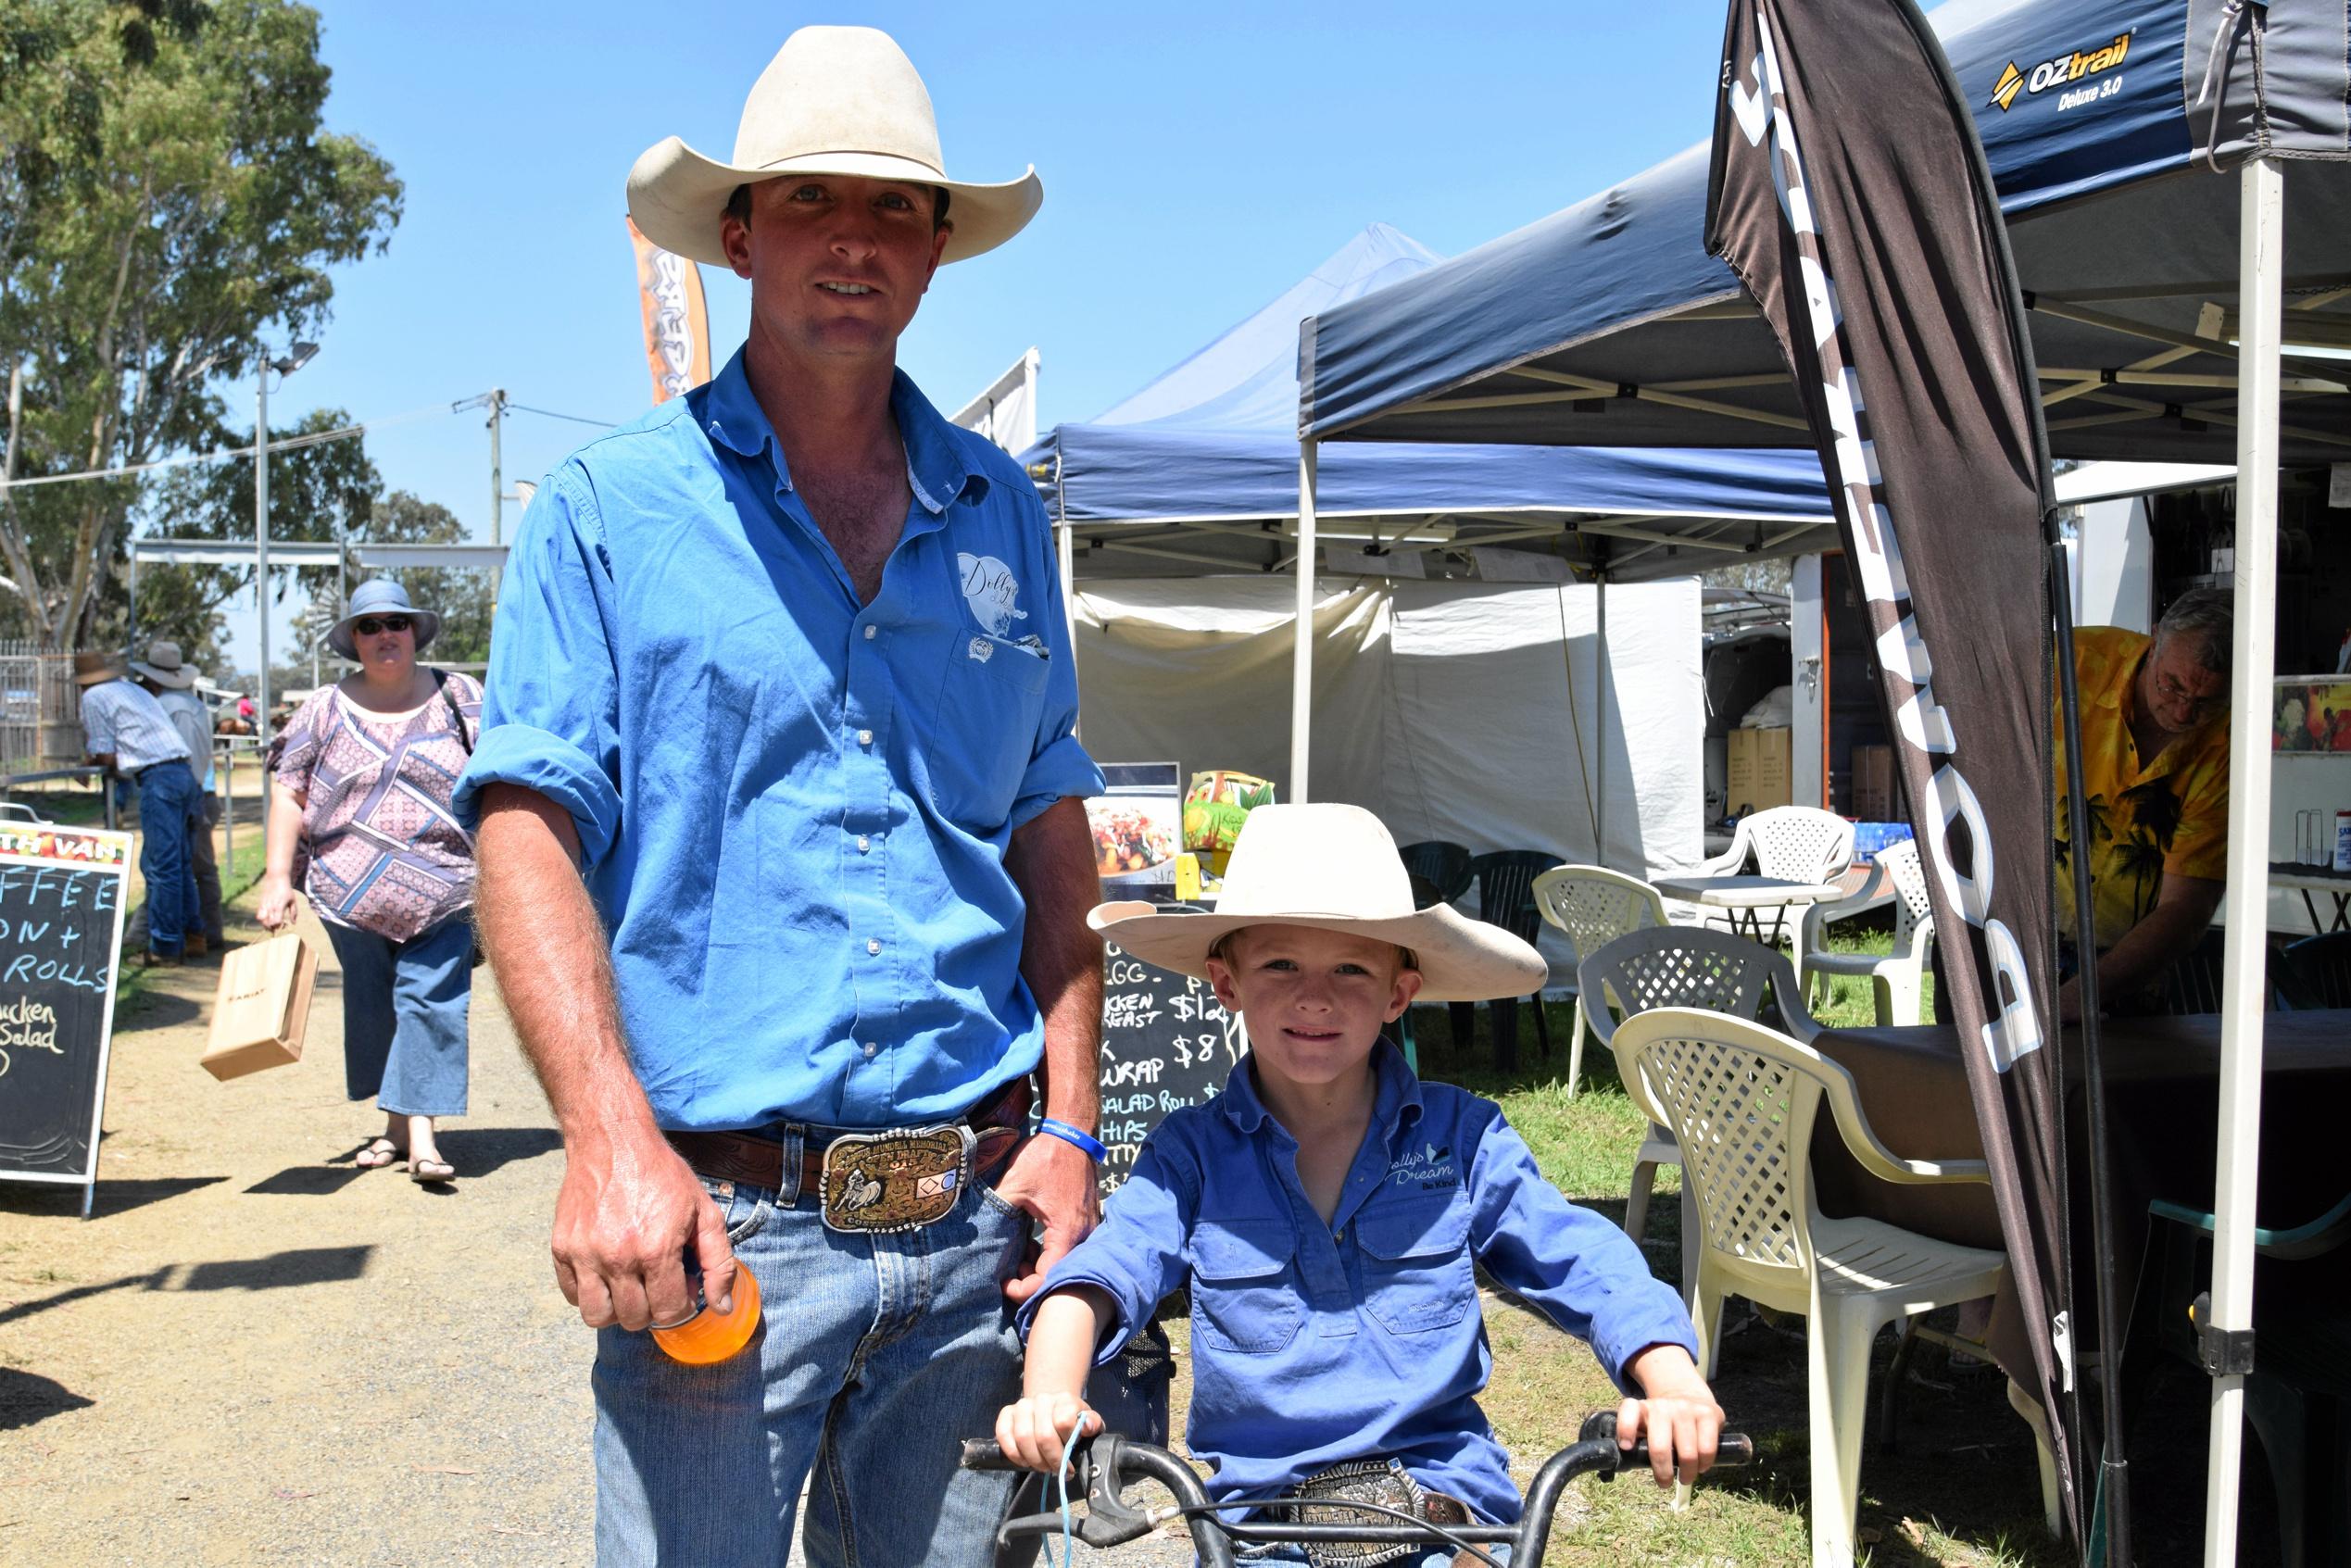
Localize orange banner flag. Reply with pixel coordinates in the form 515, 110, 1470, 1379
627, 218, 711, 404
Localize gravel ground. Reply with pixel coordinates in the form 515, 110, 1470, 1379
0, 898, 1196, 1566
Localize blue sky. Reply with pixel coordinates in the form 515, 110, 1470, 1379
221, 1, 1736, 670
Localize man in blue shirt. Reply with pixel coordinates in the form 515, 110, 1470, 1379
454, 27, 1105, 1567
77, 652, 202, 966
999, 806, 1722, 1551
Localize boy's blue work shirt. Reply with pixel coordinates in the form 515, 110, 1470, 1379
1024, 1043, 1697, 1525
452, 350, 1101, 1131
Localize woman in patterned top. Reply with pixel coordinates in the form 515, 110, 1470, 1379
259, 581, 482, 1184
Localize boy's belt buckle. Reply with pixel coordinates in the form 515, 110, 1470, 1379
1282, 1458, 1463, 1568
818, 1123, 974, 1234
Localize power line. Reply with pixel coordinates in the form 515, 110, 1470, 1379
507, 402, 618, 429
0, 400, 453, 492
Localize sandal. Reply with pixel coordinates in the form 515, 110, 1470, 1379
355, 1137, 405, 1170
409, 1152, 456, 1184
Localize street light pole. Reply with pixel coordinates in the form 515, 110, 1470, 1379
253, 341, 318, 828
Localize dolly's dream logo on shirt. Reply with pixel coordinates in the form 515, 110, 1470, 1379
1389, 1142, 1458, 1191
958, 553, 1029, 636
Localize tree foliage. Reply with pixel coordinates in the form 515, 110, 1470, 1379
0, 0, 399, 648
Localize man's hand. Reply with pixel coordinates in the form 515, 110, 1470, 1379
994, 1132, 1100, 1304
550, 1122, 738, 1333
1619, 1343, 1726, 1488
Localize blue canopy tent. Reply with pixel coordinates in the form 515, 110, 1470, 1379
1029, 222, 1832, 578
1296, 1, 2351, 1556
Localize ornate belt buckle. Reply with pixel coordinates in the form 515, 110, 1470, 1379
1286, 1458, 1425, 1568
819, 1123, 974, 1234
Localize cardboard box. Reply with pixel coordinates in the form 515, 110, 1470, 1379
1726, 726, 1792, 815
202, 932, 318, 1082
1851, 743, 1894, 822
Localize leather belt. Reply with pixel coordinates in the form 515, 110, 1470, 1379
664, 1077, 1031, 1198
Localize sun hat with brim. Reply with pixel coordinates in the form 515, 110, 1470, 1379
130, 637, 197, 689
624, 25, 1042, 270
72, 651, 125, 687
327, 579, 439, 660
1089, 804, 1548, 1005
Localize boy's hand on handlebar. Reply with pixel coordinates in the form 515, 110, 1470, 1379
994, 1393, 1100, 1474
1620, 1344, 1726, 1488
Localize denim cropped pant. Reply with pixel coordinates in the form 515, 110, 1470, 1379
321, 913, 472, 1118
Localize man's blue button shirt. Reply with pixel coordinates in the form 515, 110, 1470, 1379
454, 350, 1101, 1131
1024, 1043, 1697, 1525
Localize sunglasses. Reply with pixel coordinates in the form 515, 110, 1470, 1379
353, 615, 413, 636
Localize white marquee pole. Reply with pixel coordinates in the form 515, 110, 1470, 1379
1292, 443, 1318, 802
2203, 154, 2281, 1568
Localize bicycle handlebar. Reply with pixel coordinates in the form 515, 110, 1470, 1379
962, 1414, 1754, 1566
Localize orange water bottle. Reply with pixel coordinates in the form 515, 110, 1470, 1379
651, 1258, 761, 1364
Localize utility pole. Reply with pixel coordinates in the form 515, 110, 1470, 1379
255, 343, 319, 828
456, 388, 509, 602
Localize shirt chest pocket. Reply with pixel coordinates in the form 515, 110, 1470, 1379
927, 632, 1050, 831
1188, 1217, 1302, 1355
1356, 1199, 1475, 1336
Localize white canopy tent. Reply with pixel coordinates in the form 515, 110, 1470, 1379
1071, 573, 1703, 976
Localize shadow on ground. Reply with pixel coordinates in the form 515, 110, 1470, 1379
0, 1174, 225, 1222
431, 1125, 561, 1179
0, 1365, 94, 1432
0, 1244, 374, 1329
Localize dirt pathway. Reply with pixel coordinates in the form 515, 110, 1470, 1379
0, 901, 595, 1566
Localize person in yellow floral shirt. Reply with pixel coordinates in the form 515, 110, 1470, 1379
2054, 589, 2232, 1020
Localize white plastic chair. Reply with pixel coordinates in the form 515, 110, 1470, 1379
1530, 865, 1666, 1100
1614, 1007, 2048, 1568
1577, 926, 1820, 1298
1795, 837, 1936, 1024
1688, 806, 1855, 943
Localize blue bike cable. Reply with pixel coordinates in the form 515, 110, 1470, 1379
1043, 1419, 1086, 1568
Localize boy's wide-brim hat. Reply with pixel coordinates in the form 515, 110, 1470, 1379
328, 578, 440, 660
625, 25, 1042, 270
1089, 804, 1548, 1004
130, 637, 197, 689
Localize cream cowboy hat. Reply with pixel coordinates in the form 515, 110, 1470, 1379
625, 26, 1042, 269
1089, 804, 1548, 1005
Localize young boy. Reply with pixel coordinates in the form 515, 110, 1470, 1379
997, 804, 1722, 1559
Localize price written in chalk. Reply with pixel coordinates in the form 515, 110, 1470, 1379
1092, 942, 1249, 1195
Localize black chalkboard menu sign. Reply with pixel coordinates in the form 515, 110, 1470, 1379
0, 822, 133, 1218
1096, 938, 1248, 1195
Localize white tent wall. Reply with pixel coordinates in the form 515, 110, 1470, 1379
1069, 576, 1703, 979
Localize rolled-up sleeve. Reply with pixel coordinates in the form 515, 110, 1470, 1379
1466, 1110, 1698, 1392
1016, 1139, 1194, 1364
453, 470, 625, 866
1005, 499, 1101, 834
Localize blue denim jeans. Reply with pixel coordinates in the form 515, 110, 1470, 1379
134, 759, 202, 956
321, 914, 472, 1117
591, 1133, 1031, 1566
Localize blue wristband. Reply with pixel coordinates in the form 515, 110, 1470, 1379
1038, 1118, 1107, 1163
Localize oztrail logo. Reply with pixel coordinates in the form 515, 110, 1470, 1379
1990, 31, 2130, 111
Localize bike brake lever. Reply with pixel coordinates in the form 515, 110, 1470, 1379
1077, 1435, 1165, 1547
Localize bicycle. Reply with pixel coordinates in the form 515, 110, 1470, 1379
963, 1411, 1755, 1567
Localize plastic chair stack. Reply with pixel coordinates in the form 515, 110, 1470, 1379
1614, 1007, 2056, 1568
1529, 865, 1667, 1098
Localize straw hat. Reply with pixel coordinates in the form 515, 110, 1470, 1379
73, 651, 126, 687
1089, 804, 1547, 1004
327, 579, 440, 660
625, 26, 1042, 269
130, 638, 197, 689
